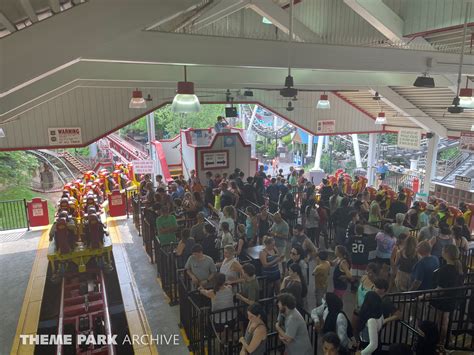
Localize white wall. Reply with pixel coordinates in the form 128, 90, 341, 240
180, 131, 196, 181
160, 137, 181, 166
195, 132, 257, 182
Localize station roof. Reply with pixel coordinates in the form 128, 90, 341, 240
0, 0, 473, 150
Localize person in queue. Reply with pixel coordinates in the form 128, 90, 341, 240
393, 235, 418, 292
269, 212, 290, 260
368, 194, 384, 226
185, 244, 217, 288
198, 272, 237, 334
190, 212, 206, 243
287, 244, 308, 278
418, 216, 439, 242
357, 291, 384, 355
239, 303, 267, 355
236, 264, 260, 306
373, 278, 400, 325
291, 224, 318, 262
275, 293, 313, 354
201, 224, 219, 262
418, 203, 435, 229
260, 236, 284, 296
313, 250, 331, 306
217, 245, 243, 284
322, 332, 343, 355
312, 292, 353, 353
409, 241, 439, 291
386, 193, 408, 220
429, 221, 454, 260
332, 245, 352, 299
280, 263, 307, 312
155, 205, 178, 245
175, 228, 195, 268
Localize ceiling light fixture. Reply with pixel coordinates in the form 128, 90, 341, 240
414, 58, 435, 88
413, 73, 435, 88
471, 124, 474, 131
0, 128, 5, 138
171, 66, 201, 113
375, 112, 387, 125
317, 94, 330, 109
129, 89, 147, 109
262, 17, 272, 24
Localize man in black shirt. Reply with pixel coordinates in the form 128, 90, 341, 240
236, 171, 245, 191
348, 224, 369, 278
319, 178, 333, 209
332, 197, 354, 246
254, 165, 267, 204
386, 193, 408, 220
266, 178, 280, 213
242, 177, 257, 206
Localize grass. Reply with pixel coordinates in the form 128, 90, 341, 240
0, 185, 56, 229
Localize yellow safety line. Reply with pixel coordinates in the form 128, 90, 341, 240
108, 218, 159, 355
10, 228, 50, 355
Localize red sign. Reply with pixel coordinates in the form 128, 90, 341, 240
27, 198, 49, 227
108, 190, 126, 217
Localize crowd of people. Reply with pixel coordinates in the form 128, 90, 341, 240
138, 166, 473, 355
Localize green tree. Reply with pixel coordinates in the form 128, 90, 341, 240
155, 104, 226, 138
0, 152, 39, 186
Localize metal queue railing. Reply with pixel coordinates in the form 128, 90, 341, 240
177, 270, 317, 355
381, 284, 474, 352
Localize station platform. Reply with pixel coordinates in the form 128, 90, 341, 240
2, 217, 189, 355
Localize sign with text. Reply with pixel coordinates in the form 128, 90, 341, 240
460, 131, 474, 153
455, 175, 472, 191
131, 160, 154, 174
316, 120, 335, 134
201, 150, 229, 170
397, 129, 421, 150
48, 127, 82, 146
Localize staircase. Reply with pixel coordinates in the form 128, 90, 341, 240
437, 153, 474, 186
168, 165, 183, 180
59, 151, 90, 174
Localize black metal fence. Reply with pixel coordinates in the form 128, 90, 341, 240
381, 284, 474, 352
177, 270, 317, 355
0, 199, 29, 231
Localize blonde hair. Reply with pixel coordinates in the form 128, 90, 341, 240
443, 244, 463, 275
263, 236, 274, 245
224, 245, 236, 255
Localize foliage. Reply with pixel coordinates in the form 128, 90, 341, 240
439, 146, 459, 161
66, 147, 90, 157
0, 152, 39, 186
120, 104, 227, 138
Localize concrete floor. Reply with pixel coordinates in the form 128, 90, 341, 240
0, 229, 43, 355
116, 218, 190, 355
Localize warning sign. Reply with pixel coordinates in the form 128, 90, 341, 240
397, 129, 421, 150
48, 127, 82, 146
316, 120, 335, 134
131, 160, 154, 174
460, 131, 474, 153
455, 175, 472, 191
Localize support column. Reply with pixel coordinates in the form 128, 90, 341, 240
422, 134, 440, 195
89, 142, 98, 158
307, 134, 313, 157
246, 105, 258, 157
313, 136, 324, 171
146, 113, 159, 184
309, 135, 325, 184
367, 133, 377, 186
351, 134, 362, 168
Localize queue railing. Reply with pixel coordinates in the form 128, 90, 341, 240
155, 242, 180, 305
177, 270, 317, 355
381, 284, 474, 351
131, 195, 141, 236
141, 218, 155, 263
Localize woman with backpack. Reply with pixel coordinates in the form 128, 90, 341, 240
311, 292, 355, 354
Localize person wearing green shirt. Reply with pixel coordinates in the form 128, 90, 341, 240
156, 205, 178, 245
